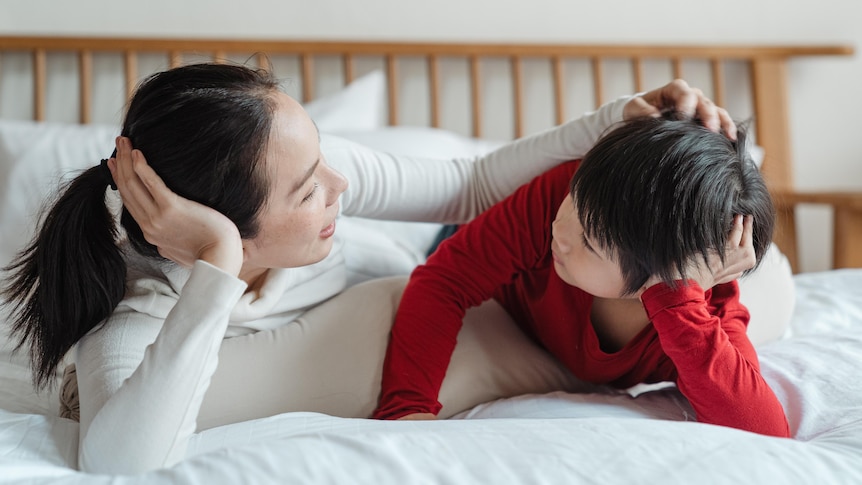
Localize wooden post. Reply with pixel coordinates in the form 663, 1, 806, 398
834, 208, 862, 268
752, 57, 797, 271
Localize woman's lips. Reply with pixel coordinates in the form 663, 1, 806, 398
320, 221, 336, 238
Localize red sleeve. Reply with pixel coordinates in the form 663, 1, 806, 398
372, 162, 579, 420
641, 280, 790, 437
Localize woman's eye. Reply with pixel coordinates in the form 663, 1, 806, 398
302, 182, 320, 203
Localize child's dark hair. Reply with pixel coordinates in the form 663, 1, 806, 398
569, 114, 775, 295
2, 63, 279, 389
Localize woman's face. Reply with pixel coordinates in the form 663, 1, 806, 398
239, 92, 348, 282
550, 194, 633, 299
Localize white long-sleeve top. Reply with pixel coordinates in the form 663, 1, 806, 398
74, 96, 629, 474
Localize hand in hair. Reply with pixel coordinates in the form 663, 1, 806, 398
108, 136, 244, 276
623, 79, 737, 141
639, 215, 756, 295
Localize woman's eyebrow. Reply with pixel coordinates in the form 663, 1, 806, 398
291, 159, 320, 194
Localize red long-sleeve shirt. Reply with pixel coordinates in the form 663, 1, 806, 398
374, 161, 790, 438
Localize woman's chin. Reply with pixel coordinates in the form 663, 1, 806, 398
304, 240, 336, 267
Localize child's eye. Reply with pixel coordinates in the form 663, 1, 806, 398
302, 182, 320, 203
581, 234, 597, 255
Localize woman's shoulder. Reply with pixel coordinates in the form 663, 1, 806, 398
119, 240, 190, 317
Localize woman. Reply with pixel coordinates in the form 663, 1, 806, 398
1, 63, 731, 473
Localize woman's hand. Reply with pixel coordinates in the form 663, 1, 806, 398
640, 215, 756, 294
108, 136, 245, 276
623, 79, 737, 140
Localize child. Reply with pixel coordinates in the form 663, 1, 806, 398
373, 115, 790, 437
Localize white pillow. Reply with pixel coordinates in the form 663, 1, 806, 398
331, 126, 505, 158
0, 72, 388, 269
325, 127, 506, 285
0, 120, 118, 268
303, 70, 386, 132
738, 243, 796, 346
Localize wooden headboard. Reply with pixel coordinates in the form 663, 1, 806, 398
0, 36, 856, 271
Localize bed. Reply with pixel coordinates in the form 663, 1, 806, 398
1, 36, 861, 483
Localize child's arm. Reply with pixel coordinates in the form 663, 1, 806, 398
372, 162, 577, 420
642, 280, 790, 437
640, 216, 789, 437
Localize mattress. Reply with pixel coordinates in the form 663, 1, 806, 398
2, 269, 861, 484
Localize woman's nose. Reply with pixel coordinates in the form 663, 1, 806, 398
326, 168, 349, 205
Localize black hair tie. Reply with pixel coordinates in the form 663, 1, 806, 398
99, 148, 118, 190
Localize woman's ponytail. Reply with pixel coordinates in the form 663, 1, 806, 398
3, 63, 280, 390
2, 165, 126, 390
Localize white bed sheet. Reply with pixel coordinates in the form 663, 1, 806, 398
1, 269, 861, 484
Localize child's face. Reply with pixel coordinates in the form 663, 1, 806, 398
551, 195, 634, 299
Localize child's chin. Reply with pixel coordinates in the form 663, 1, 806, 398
552, 265, 579, 288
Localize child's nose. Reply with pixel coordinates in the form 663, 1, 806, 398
552, 222, 571, 253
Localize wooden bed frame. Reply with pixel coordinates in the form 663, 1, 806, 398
0, 36, 856, 272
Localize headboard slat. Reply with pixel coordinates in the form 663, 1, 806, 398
511, 56, 524, 139
591, 57, 603, 109
124, 51, 138, 103
632, 57, 644, 93
169, 51, 183, 68
386, 55, 398, 126
342, 54, 354, 84
300, 54, 313, 103
33, 49, 46, 121
710, 58, 725, 107
551, 56, 565, 125
469, 55, 482, 138
79, 50, 92, 124
672, 57, 683, 80
427, 54, 441, 128
256, 52, 271, 72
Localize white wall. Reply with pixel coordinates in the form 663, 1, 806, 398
2, 0, 860, 273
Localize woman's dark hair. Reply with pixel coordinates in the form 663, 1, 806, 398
2, 63, 279, 389
570, 114, 775, 295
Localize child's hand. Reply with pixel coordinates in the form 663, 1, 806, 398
700, 214, 757, 287
108, 136, 245, 277
640, 215, 755, 294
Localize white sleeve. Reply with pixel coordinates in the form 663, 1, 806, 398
325, 95, 629, 223
75, 261, 246, 474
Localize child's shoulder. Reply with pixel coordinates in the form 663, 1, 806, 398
532, 159, 582, 191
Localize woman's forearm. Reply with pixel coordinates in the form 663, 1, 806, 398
329, 96, 630, 223
76, 261, 246, 473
